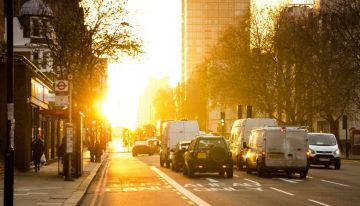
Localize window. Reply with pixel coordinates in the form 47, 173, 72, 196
32, 18, 40, 37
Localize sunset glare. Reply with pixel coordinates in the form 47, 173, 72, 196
103, 0, 181, 129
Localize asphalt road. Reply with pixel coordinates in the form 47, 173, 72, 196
80, 152, 360, 206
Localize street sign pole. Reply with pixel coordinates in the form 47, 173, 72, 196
4, 0, 15, 204
64, 77, 73, 181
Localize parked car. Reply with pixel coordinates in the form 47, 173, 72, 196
183, 135, 233, 178
308, 133, 341, 169
245, 126, 309, 178
171, 140, 191, 172
132, 140, 153, 156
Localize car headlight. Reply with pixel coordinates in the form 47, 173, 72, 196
309, 149, 315, 155
333, 149, 340, 155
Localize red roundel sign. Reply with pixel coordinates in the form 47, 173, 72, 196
55, 80, 69, 92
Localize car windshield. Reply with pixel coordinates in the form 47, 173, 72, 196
198, 138, 226, 150
308, 134, 337, 146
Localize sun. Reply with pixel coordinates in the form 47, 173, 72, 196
102, 0, 181, 129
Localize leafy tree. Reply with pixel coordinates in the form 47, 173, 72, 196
182, 63, 208, 130
45, 0, 141, 110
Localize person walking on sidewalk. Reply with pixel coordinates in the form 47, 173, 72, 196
32, 134, 44, 172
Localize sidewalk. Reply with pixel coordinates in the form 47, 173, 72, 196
0, 148, 105, 206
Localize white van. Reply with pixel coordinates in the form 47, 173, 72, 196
160, 120, 199, 168
229, 118, 277, 170
245, 126, 309, 178
307, 133, 341, 169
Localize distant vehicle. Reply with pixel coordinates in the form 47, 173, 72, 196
132, 140, 153, 157
183, 135, 233, 178
229, 118, 277, 170
308, 133, 341, 169
160, 120, 200, 168
147, 138, 160, 154
171, 140, 191, 172
245, 126, 309, 178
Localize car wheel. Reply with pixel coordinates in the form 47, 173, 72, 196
219, 171, 225, 176
335, 161, 341, 170
257, 161, 264, 177
171, 161, 175, 171
166, 159, 170, 168
299, 169, 307, 179
325, 164, 330, 168
187, 165, 195, 178
174, 163, 180, 172
160, 155, 164, 167
246, 161, 252, 174
132, 153, 137, 157
183, 164, 188, 176
226, 169, 233, 178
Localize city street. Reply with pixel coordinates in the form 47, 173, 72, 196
80, 151, 360, 206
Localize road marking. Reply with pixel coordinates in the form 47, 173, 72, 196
275, 178, 298, 183
321, 180, 349, 187
233, 174, 239, 178
206, 178, 219, 183
308, 199, 331, 206
269, 187, 294, 196
14, 192, 48, 196
151, 166, 211, 206
37, 203, 62, 206
244, 178, 261, 186
14, 187, 62, 191
307, 176, 313, 178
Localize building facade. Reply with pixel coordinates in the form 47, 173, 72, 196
182, 0, 250, 132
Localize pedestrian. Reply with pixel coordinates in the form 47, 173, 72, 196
95, 140, 102, 162
89, 141, 95, 162
32, 134, 44, 172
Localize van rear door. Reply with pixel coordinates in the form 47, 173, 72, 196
265, 130, 287, 167
285, 129, 308, 167
265, 129, 308, 168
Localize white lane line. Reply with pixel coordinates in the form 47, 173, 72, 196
151, 166, 211, 206
206, 178, 219, 183
14, 192, 48, 196
307, 176, 313, 178
321, 180, 349, 187
37, 203, 62, 206
244, 179, 261, 186
269, 187, 294, 196
275, 178, 298, 183
308, 199, 331, 206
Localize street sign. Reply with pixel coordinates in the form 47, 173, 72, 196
55, 80, 69, 92
55, 95, 68, 106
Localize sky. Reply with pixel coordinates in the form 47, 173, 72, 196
103, 0, 182, 129
102, 0, 312, 129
